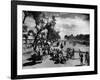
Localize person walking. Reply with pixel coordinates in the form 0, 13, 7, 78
72, 48, 75, 59
66, 48, 70, 60
85, 52, 90, 66
79, 49, 83, 65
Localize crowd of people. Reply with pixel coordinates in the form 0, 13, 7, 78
30, 41, 90, 66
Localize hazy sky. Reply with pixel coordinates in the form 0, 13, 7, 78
44, 12, 90, 39
23, 11, 90, 40
55, 13, 90, 39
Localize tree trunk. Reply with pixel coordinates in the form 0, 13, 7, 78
23, 15, 27, 24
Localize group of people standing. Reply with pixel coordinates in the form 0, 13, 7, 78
31, 41, 90, 66
79, 49, 90, 66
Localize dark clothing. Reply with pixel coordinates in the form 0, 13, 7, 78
60, 43, 63, 49
80, 54, 83, 65
85, 52, 89, 65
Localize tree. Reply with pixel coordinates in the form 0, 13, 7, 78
23, 11, 60, 52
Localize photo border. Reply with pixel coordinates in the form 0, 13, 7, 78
11, 0, 98, 79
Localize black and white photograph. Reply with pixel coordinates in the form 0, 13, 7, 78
22, 11, 90, 68
11, 1, 97, 79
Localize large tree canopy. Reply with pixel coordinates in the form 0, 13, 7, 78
23, 11, 60, 51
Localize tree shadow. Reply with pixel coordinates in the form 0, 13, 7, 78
23, 61, 42, 66
23, 55, 43, 66
75, 64, 86, 66
26, 57, 33, 61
